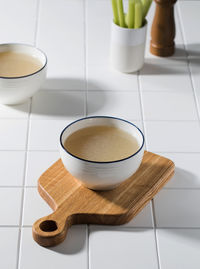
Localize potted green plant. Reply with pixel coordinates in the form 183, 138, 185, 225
110, 0, 152, 73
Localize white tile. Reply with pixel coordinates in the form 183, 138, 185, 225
154, 189, 200, 227
43, 69, 85, 91
123, 202, 153, 228
87, 65, 138, 91
89, 227, 158, 269
0, 228, 19, 269
189, 58, 200, 111
37, 0, 84, 79
140, 64, 192, 92
142, 92, 198, 120
144, 45, 187, 66
145, 121, 200, 152
0, 119, 28, 150
19, 226, 87, 269
179, 2, 200, 57
26, 151, 60, 186
23, 187, 52, 226
0, 188, 22, 225
28, 119, 70, 150
0, 0, 36, 44
157, 229, 200, 269
86, 0, 112, 66
31, 91, 85, 120
0, 151, 25, 186
160, 153, 200, 189
0, 100, 30, 118
87, 91, 141, 120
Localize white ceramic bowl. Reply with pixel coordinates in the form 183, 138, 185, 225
59, 116, 145, 191
0, 43, 47, 105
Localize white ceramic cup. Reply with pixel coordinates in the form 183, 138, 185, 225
0, 43, 47, 105
59, 116, 145, 191
110, 21, 147, 73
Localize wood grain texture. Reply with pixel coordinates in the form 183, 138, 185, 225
150, 0, 177, 57
32, 151, 174, 247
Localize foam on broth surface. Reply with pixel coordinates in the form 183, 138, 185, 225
64, 125, 140, 162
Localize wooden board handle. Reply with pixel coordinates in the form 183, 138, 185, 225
32, 210, 74, 247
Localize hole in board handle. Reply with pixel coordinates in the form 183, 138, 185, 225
39, 220, 58, 232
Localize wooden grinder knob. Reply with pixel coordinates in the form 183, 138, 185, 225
150, 0, 177, 57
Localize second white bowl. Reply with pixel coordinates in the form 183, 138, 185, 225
0, 43, 47, 105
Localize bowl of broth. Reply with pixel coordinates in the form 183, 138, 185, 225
59, 116, 145, 190
0, 43, 47, 104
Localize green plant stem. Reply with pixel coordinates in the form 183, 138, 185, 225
117, 0, 126, 27
112, 0, 119, 25
135, 0, 143, 28
127, 0, 135, 28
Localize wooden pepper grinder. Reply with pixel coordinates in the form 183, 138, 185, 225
150, 0, 177, 57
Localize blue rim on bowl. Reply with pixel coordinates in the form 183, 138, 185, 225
60, 116, 145, 164
0, 43, 47, 79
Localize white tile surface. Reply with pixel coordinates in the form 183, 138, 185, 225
28, 120, 69, 150
89, 228, 158, 269
0, 119, 28, 150
31, 91, 85, 120
142, 92, 198, 120
87, 65, 138, 91
37, 0, 84, 80
160, 153, 200, 189
19, 226, 88, 269
26, 151, 60, 186
23, 187, 52, 226
0, 151, 25, 186
189, 58, 200, 112
140, 64, 192, 92
154, 189, 200, 227
0, 228, 19, 269
43, 71, 85, 91
87, 91, 141, 120
157, 229, 200, 269
0, 0, 36, 44
0, 100, 30, 118
86, 0, 112, 66
123, 202, 153, 228
145, 121, 200, 152
179, 1, 200, 57
0, 188, 22, 225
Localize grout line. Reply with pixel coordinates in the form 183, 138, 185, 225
16, 98, 32, 269
83, 1, 89, 269
16, 1, 41, 268
177, 4, 200, 122
151, 199, 161, 269
137, 71, 147, 149
33, 0, 40, 47
83, 0, 88, 117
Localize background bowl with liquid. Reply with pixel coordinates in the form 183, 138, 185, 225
0, 43, 47, 105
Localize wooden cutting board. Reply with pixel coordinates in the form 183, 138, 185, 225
32, 151, 174, 247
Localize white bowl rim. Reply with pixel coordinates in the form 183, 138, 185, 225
0, 43, 47, 79
60, 116, 145, 164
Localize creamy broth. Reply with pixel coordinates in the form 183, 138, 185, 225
64, 125, 140, 162
0, 51, 43, 77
